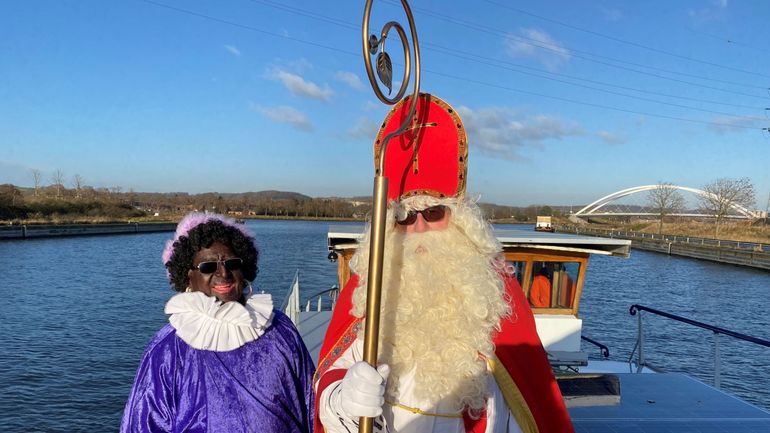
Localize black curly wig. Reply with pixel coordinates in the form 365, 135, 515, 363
165, 220, 259, 291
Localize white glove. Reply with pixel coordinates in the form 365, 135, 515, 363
339, 362, 390, 418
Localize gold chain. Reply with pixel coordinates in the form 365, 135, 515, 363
385, 400, 463, 418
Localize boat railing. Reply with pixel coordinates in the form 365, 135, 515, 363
581, 335, 610, 358
629, 304, 770, 388
302, 286, 339, 312
280, 270, 302, 326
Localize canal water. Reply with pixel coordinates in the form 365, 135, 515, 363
0, 219, 768, 431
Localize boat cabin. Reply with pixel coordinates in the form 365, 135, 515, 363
327, 226, 631, 367
534, 215, 555, 232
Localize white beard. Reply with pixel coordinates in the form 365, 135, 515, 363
351, 223, 510, 413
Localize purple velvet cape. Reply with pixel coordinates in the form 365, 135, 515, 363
120, 310, 314, 433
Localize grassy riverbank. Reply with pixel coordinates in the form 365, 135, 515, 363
633, 221, 770, 244
568, 218, 770, 245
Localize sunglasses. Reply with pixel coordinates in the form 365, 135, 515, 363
396, 205, 448, 226
194, 258, 244, 274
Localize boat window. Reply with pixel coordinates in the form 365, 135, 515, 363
529, 261, 580, 309
554, 262, 579, 308
505, 260, 526, 286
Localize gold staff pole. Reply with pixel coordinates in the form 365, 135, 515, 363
360, 1, 420, 432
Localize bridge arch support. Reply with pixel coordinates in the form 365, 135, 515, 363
574, 185, 753, 218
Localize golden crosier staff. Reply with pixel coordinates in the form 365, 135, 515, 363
360, 1, 420, 432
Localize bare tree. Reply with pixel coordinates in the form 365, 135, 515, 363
766, 192, 770, 225
698, 177, 756, 236
647, 182, 685, 234
72, 174, 84, 199
107, 186, 123, 203
31, 169, 42, 197
127, 188, 137, 207
50, 169, 65, 198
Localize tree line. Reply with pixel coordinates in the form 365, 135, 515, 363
0, 169, 557, 223
1, 169, 762, 229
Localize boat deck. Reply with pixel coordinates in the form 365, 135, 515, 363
569, 373, 770, 432
297, 311, 332, 363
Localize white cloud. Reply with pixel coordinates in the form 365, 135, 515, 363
346, 117, 379, 140
600, 7, 623, 21
505, 28, 571, 71
456, 106, 584, 159
224, 45, 241, 56
688, 0, 728, 20
597, 130, 626, 145
363, 100, 382, 111
335, 71, 364, 90
253, 104, 313, 132
272, 69, 334, 101
707, 116, 757, 135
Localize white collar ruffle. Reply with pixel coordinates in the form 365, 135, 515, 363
165, 291, 274, 352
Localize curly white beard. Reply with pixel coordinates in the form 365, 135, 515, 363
351, 222, 510, 413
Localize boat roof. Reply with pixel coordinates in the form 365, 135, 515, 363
569, 372, 770, 432
328, 225, 631, 257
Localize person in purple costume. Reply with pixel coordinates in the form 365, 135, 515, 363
121, 212, 314, 433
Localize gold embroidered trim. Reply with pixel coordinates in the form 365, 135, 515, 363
313, 319, 362, 384
385, 400, 463, 418
487, 356, 539, 433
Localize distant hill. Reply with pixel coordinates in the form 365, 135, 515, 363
220, 190, 312, 201
6, 180, 586, 220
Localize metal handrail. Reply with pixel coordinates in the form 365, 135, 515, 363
581, 335, 610, 358
558, 225, 769, 252
629, 304, 770, 388
303, 285, 340, 312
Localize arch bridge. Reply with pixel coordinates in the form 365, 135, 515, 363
573, 185, 753, 219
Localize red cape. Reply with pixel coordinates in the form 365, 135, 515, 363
314, 274, 574, 433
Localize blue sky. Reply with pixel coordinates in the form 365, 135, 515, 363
1, 0, 769, 207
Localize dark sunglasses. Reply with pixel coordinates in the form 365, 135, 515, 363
194, 258, 243, 274
396, 205, 448, 226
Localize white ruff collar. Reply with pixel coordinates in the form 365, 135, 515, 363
165, 291, 274, 352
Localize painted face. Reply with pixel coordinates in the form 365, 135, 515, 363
187, 241, 245, 303
395, 206, 451, 234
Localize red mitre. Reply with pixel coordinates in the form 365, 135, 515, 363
374, 93, 468, 203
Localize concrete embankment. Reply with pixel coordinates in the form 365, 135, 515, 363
0, 222, 176, 240
557, 226, 770, 271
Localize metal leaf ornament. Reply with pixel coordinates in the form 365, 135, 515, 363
376, 51, 393, 94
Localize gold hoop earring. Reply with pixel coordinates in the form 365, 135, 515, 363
185, 287, 192, 293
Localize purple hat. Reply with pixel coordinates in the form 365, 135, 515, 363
161, 212, 255, 268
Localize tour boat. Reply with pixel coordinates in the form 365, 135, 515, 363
284, 225, 770, 432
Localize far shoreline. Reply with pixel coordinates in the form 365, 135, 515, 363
2, 215, 767, 245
